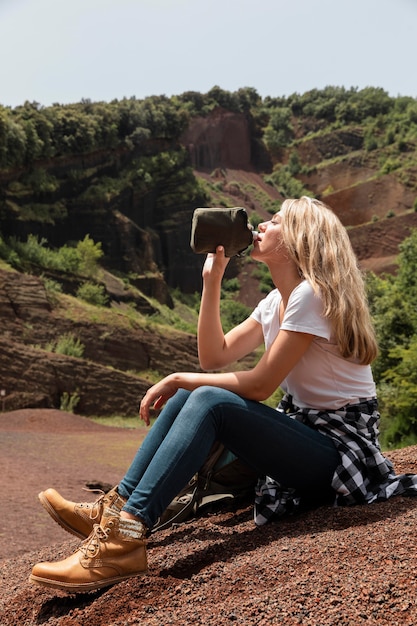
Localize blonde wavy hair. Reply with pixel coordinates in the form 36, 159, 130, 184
280, 196, 378, 365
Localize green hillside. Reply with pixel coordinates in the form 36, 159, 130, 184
1, 85, 417, 445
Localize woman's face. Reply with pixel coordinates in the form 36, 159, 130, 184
251, 213, 288, 263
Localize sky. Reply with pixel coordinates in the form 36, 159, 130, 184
0, 0, 416, 109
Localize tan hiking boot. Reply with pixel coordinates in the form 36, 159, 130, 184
29, 508, 148, 593
38, 486, 127, 539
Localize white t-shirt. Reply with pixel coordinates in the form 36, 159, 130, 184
250, 281, 376, 410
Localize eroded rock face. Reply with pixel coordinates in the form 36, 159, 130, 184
181, 109, 253, 171
0, 107, 414, 417
0, 271, 51, 321
0, 336, 149, 415
0, 269, 199, 416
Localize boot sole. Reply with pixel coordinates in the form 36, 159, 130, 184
29, 570, 148, 593
38, 492, 88, 540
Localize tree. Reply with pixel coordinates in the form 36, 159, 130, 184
4, 117, 27, 166
370, 229, 417, 446
76, 235, 104, 277
207, 86, 240, 112
235, 87, 261, 112
23, 119, 44, 162
263, 107, 293, 152
379, 339, 417, 448
335, 87, 393, 124
396, 229, 417, 307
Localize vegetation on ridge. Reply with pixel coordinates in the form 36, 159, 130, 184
2, 85, 417, 446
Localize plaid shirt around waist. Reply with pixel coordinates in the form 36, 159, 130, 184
254, 394, 417, 526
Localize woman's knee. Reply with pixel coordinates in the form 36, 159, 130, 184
186, 386, 241, 419
173, 386, 235, 433
164, 388, 191, 413
185, 386, 250, 435
188, 385, 235, 405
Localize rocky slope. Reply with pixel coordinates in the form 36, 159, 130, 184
0, 268, 199, 415
2, 105, 417, 415
2, 408, 417, 626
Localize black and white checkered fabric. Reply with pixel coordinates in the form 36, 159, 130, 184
254, 394, 417, 526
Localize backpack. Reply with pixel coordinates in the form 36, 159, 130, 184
152, 442, 258, 532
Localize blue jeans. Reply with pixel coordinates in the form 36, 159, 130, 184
118, 387, 340, 529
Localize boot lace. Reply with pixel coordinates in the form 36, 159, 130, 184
78, 488, 106, 522
79, 520, 115, 559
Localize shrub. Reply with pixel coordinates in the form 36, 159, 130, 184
54, 245, 80, 273
380, 157, 400, 175
378, 339, 417, 449
76, 235, 104, 277
0, 235, 13, 264
42, 277, 63, 294
222, 278, 240, 293
42, 277, 63, 305
60, 391, 80, 413
364, 133, 378, 151
249, 212, 263, 229
265, 166, 309, 199
49, 333, 85, 358
252, 264, 274, 293
220, 299, 251, 333
76, 282, 109, 306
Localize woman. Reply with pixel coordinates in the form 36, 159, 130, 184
30, 197, 417, 593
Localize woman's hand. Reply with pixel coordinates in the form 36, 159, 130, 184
202, 246, 230, 282
139, 375, 178, 426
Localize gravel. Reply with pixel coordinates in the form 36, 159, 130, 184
2, 412, 417, 625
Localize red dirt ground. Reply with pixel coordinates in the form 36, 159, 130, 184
2, 408, 417, 625
0, 409, 147, 561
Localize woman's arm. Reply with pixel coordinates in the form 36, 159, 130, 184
198, 247, 264, 370
139, 328, 314, 425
